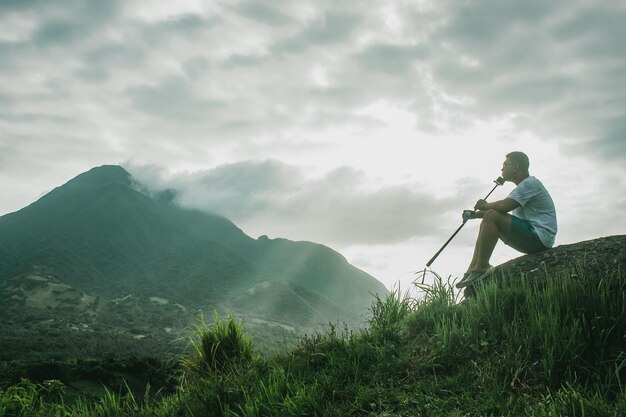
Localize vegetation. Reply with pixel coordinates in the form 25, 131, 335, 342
1, 268, 624, 416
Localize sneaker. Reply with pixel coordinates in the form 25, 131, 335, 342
455, 272, 471, 288
456, 266, 494, 288
456, 271, 483, 288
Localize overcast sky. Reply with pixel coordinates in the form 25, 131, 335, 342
1, 0, 625, 292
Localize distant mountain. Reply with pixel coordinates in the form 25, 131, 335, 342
0, 165, 387, 364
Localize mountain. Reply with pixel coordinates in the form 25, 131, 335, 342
0, 165, 388, 365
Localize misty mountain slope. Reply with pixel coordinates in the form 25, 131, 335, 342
161, 206, 383, 313
253, 237, 382, 314
0, 165, 388, 336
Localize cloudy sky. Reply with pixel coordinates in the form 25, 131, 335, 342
1, 0, 625, 291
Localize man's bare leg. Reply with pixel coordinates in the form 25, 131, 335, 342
465, 234, 482, 274
466, 210, 513, 273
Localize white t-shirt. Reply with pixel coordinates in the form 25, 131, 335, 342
507, 176, 558, 248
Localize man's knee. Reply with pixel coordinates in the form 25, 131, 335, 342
482, 209, 502, 222
482, 209, 511, 230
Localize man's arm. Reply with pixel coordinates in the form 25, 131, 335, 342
474, 198, 520, 213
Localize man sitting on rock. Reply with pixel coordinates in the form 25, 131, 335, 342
457, 151, 558, 289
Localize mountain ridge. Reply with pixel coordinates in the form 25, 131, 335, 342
0, 164, 387, 365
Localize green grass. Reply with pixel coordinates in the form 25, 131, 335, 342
1, 268, 624, 416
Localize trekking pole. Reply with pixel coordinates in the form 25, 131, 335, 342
425, 176, 505, 268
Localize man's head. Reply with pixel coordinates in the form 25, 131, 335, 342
502, 151, 530, 183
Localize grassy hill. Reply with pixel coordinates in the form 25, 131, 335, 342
2, 266, 623, 416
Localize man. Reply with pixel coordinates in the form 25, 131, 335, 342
457, 151, 557, 288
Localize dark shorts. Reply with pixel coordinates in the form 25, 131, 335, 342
504, 216, 548, 254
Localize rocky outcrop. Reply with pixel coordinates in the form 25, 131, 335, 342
484, 235, 625, 282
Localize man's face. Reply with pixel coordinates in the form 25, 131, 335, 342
501, 158, 517, 180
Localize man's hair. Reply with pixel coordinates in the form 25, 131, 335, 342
506, 151, 530, 173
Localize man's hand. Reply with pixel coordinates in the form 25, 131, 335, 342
474, 199, 489, 211
475, 198, 520, 213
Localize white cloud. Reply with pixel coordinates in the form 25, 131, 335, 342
428, 0, 626, 161
123, 1, 211, 22
126, 160, 466, 246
